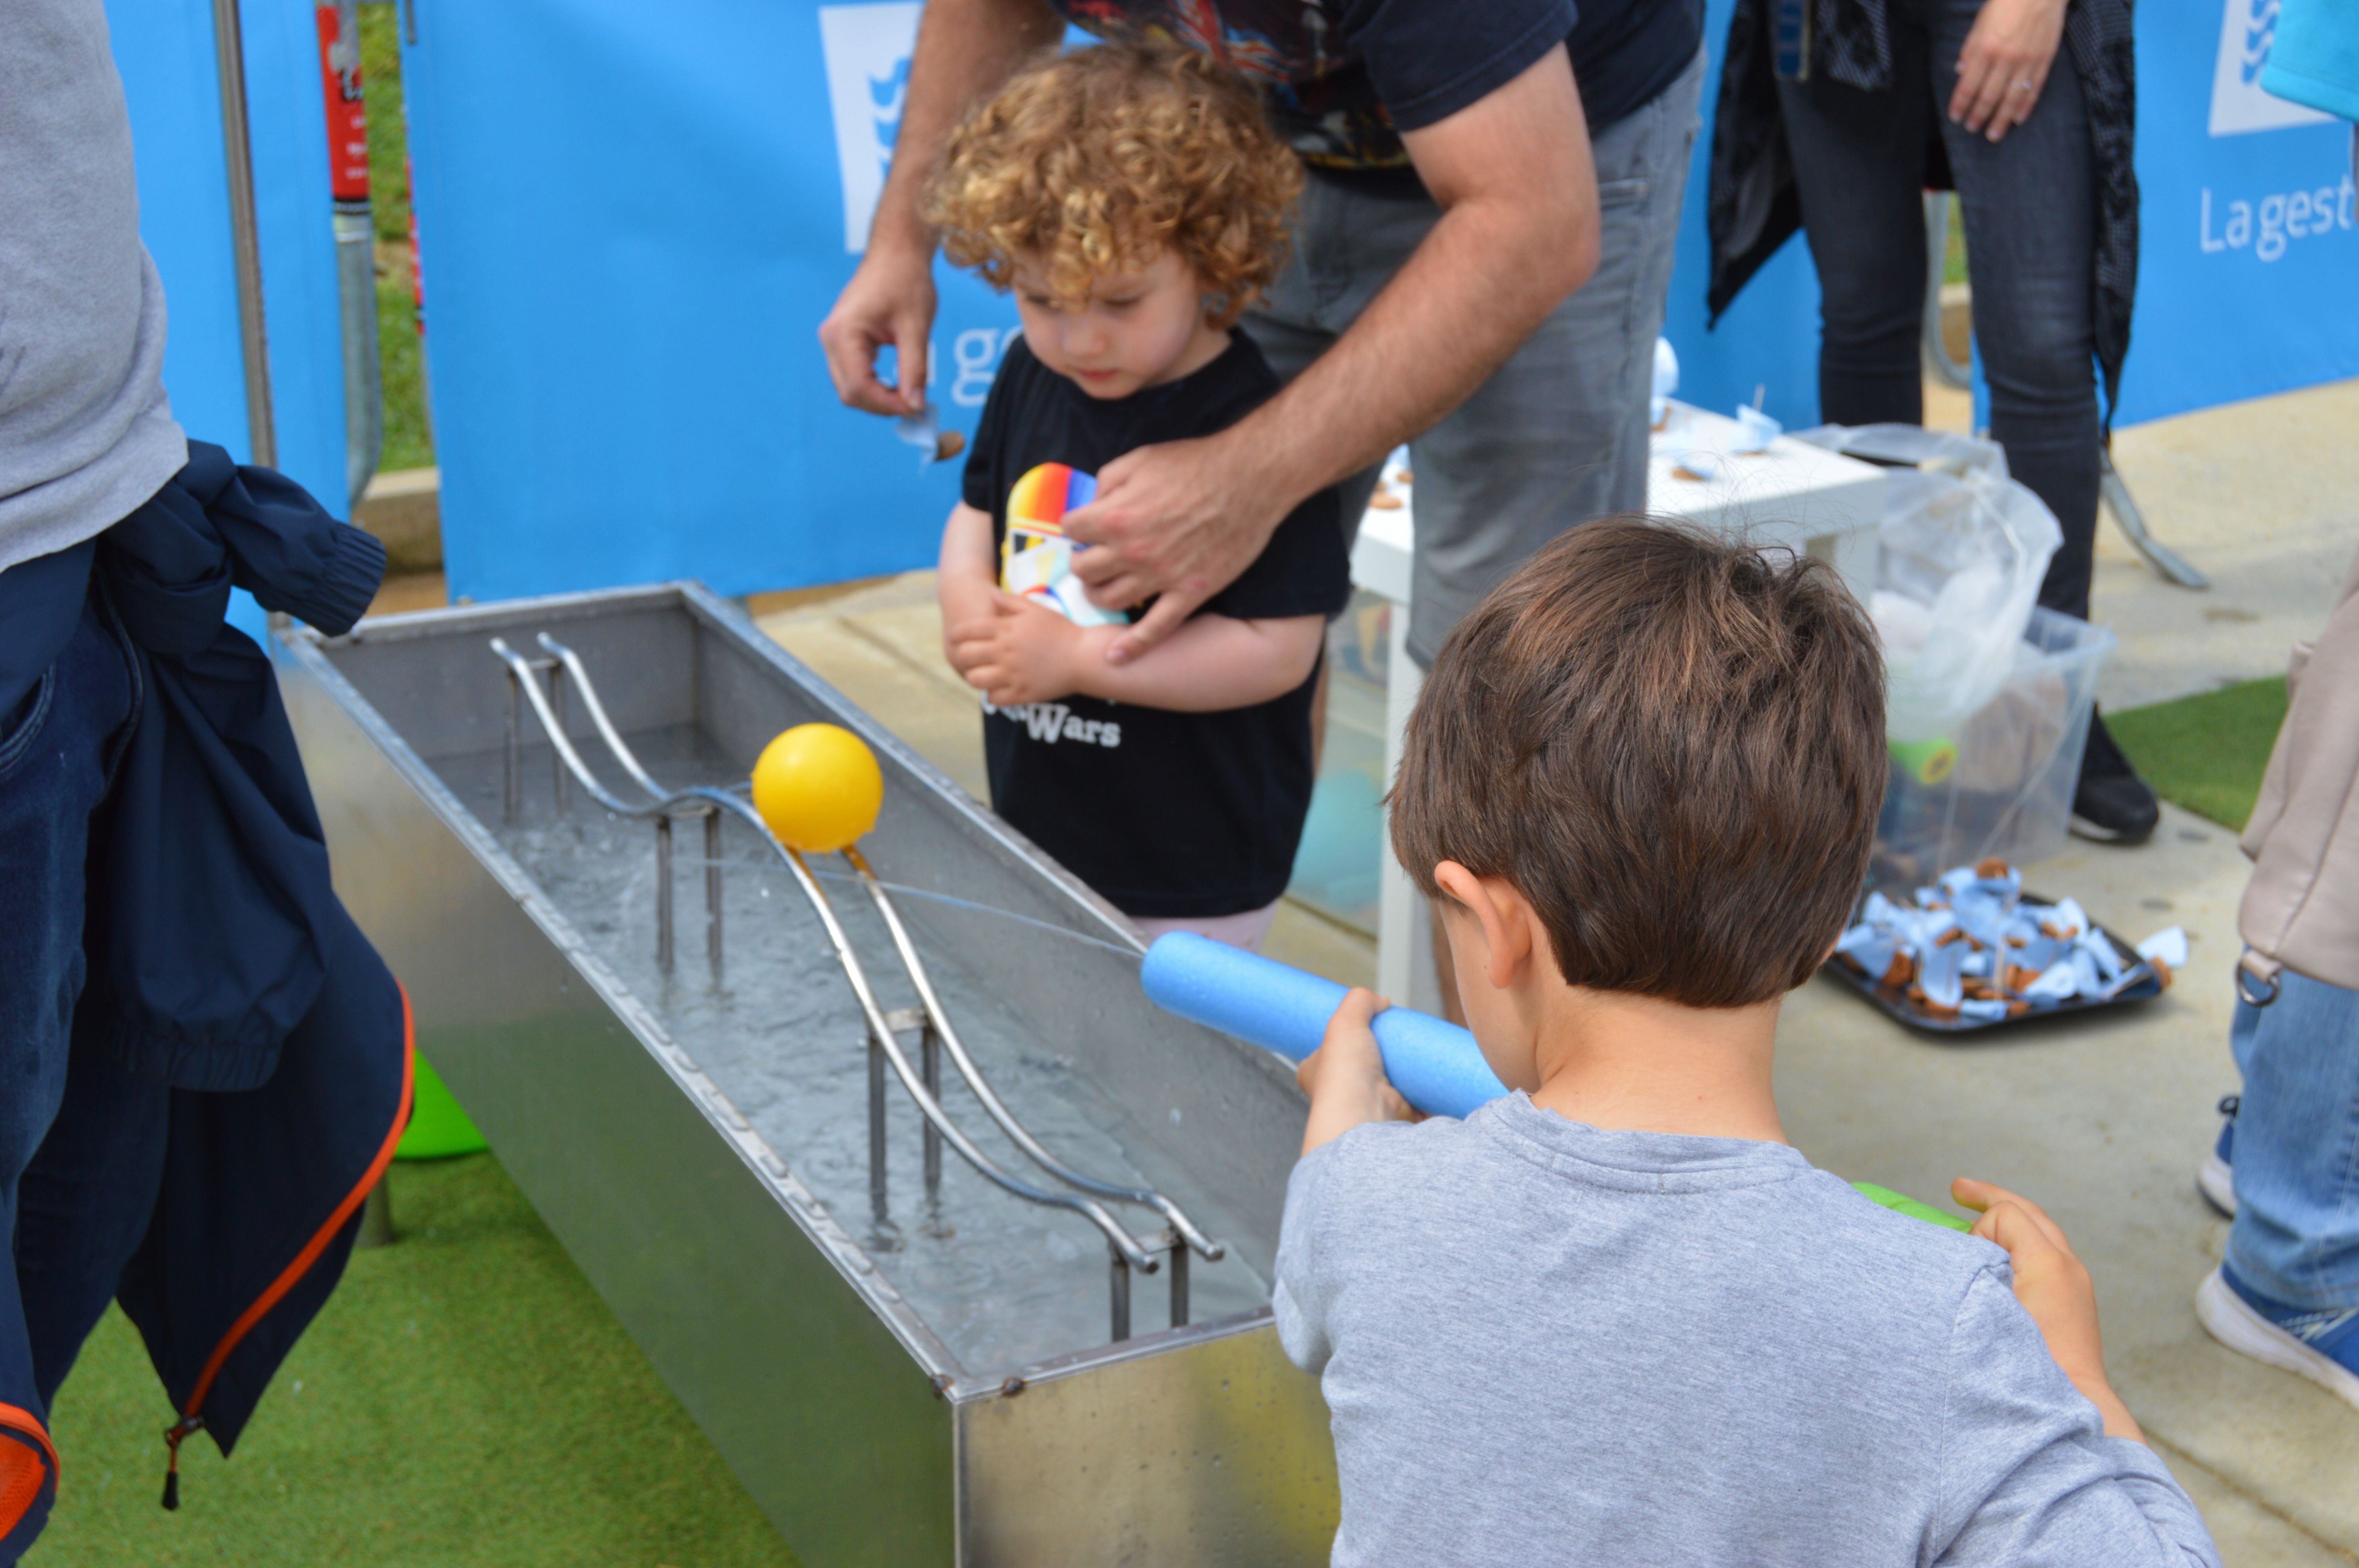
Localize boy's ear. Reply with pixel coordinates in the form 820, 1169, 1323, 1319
1432, 861, 1530, 988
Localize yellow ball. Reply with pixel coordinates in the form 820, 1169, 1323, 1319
751, 723, 883, 852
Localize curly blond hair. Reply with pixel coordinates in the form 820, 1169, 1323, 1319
923, 40, 1301, 328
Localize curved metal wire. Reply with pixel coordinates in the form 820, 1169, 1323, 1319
845, 847, 1222, 1262
489, 637, 1161, 1271
532, 635, 1221, 1260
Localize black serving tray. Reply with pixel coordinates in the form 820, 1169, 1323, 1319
1821, 895, 2166, 1034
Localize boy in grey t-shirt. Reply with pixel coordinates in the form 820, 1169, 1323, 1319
1276, 519, 2217, 1567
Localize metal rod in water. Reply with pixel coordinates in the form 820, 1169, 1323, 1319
487, 635, 1170, 1274
703, 809, 724, 976
843, 849, 1223, 1264
503, 670, 522, 824
1109, 1244, 1131, 1343
1169, 1234, 1188, 1330
921, 1023, 942, 1202
869, 1031, 890, 1227
654, 815, 675, 973
549, 663, 570, 814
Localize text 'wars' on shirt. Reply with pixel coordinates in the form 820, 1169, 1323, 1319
985, 699, 1122, 748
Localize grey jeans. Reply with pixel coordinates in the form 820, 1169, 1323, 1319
1245, 47, 1705, 666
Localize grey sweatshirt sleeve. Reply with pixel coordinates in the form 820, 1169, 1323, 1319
1930, 1267, 2219, 1567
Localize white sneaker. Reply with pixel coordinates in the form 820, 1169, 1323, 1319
2196, 1265, 2359, 1414
2196, 1095, 2237, 1217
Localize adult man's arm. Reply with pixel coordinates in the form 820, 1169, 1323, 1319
1065, 43, 1600, 663
816, 0, 1063, 415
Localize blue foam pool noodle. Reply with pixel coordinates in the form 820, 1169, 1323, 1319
1138, 932, 1508, 1119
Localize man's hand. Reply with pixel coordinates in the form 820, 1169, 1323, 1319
813, 0, 1063, 415
1950, 0, 2066, 142
1298, 989, 1418, 1155
1952, 1177, 2146, 1442
1062, 434, 1285, 664
819, 243, 938, 416
1063, 45, 1596, 667
946, 591, 1086, 706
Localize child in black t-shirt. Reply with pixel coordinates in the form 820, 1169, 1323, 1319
922, 40, 1348, 949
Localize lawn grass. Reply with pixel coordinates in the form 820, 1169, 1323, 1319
358, 4, 410, 247
31, 1154, 798, 1568
2108, 676, 2290, 832
376, 274, 434, 473
359, 3, 434, 473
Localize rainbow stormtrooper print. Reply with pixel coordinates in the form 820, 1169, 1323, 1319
1000, 463, 1127, 627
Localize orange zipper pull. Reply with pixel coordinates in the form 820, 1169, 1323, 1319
161, 1415, 204, 1510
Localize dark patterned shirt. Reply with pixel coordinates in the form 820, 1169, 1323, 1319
1056, 0, 1703, 173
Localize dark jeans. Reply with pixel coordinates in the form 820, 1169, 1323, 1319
1777, 0, 2102, 620
0, 589, 160, 1561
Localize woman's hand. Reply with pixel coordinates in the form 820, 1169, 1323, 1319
1950, 0, 2066, 143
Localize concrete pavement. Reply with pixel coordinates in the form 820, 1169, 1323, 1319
753, 376, 2359, 1563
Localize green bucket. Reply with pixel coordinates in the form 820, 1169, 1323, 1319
396, 1053, 488, 1160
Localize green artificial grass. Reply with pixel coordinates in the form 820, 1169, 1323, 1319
2108, 676, 2290, 832
31, 1155, 798, 1568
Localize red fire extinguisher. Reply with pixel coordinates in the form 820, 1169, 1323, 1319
315, 0, 383, 504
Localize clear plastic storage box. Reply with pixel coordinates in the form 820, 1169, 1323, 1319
1872, 606, 2116, 894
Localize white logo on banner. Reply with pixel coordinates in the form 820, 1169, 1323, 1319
818, 3, 922, 252
2209, 0, 2333, 136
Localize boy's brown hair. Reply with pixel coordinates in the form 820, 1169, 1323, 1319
1391, 518, 1886, 1009
922, 39, 1300, 328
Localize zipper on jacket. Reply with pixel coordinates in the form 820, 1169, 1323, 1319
157, 986, 415, 1510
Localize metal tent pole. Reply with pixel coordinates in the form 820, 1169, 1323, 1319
212, 0, 277, 470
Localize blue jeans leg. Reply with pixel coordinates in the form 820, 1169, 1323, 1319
2225, 968, 2359, 1310
0, 591, 133, 1556
1247, 49, 1704, 666
1776, 0, 2103, 620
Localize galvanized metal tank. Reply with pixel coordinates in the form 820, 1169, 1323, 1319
275, 583, 1339, 1565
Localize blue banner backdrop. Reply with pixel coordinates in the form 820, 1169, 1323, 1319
108, 0, 351, 640
107, 0, 349, 508
391, 0, 2355, 603
396, 0, 1021, 603
2110, 0, 2357, 425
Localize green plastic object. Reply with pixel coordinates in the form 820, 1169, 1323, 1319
1851, 1181, 1976, 1232
396, 1052, 489, 1160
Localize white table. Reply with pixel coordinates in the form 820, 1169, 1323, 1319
1349, 402, 1889, 1009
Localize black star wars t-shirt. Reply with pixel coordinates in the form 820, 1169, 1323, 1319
961, 334, 1348, 918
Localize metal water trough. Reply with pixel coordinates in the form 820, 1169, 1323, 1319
275, 583, 1339, 1565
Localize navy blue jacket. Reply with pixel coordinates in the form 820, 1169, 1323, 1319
6, 444, 409, 1507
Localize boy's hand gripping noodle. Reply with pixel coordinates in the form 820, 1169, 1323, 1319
1138, 933, 1977, 1232
1139, 933, 1506, 1119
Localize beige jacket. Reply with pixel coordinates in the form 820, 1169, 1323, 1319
2240, 546, 2359, 992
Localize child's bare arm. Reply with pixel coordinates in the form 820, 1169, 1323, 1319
1952, 1177, 2146, 1443
1296, 989, 1417, 1156
1071, 608, 1323, 709
938, 503, 1000, 671
949, 593, 1324, 711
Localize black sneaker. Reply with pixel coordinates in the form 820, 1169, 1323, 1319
2070, 709, 2160, 844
